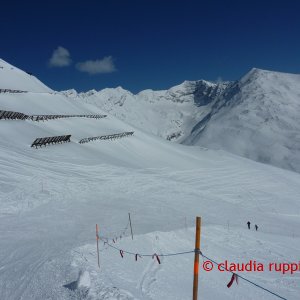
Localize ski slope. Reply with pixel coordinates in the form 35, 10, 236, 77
0, 60, 300, 300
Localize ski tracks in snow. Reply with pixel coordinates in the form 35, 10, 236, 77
71, 247, 137, 300
72, 235, 164, 300
137, 236, 163, 300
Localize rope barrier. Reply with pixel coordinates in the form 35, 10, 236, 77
200, 252, 288, 300
99, 237, 288, 299
100, 237, 194, 257
97, 221, 289, 299
100, 220, 130, 241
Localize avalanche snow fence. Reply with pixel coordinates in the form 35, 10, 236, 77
79, 132, 134, 144
0, 109, 107, 121
0, 110, 28, 120
31, 135, 71, 148
29, 114, 107, 121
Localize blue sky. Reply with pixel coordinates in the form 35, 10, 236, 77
1, 0, 300, 93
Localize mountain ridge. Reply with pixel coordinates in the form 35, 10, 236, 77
61, 67, 300, 173
1, 58, 299, 173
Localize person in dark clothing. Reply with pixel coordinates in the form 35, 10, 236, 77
255, 224, 258, 231
247, 221, 251, 229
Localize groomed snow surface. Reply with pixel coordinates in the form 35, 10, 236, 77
0, 61, 300, 299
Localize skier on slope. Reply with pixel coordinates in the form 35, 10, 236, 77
247, 221, 251, 229
255, 224, 258, 231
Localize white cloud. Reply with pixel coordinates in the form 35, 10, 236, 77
76, 56, 116, 74
49, 46, 72, 67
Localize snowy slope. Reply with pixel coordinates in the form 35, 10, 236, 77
63, 80, 227, 142
0, 60, 300, 300
68, 68, 300, 173
0, 59, 52, 93
185, 68, 300, 173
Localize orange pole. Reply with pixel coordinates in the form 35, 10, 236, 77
193, 217, 201, 300
96, 224, 100, 268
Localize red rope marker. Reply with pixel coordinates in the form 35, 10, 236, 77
227, 274, 238, 288
152, 253, 161, 264
120, 250, 124, 258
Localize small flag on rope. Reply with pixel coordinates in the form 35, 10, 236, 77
227, 273, 238, 288
152, 253, 161, 264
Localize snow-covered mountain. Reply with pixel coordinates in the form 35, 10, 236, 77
63, 80, 228, 142
1, 59, 300, 300
65, 68, 300, 173
186, 68, 300, 173
0, 59, 52, 93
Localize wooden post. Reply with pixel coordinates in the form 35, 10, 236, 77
128, 213, 134, 240
96, 224, 100, 268
193, 217, 201, 300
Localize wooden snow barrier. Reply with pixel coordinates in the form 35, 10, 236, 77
0, 89, 27, 93
0, 110, 29, 120
29, 114, 107, 121
0, 110, 107, 122
79, 131, 134, 144
31, 134, 71, 148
